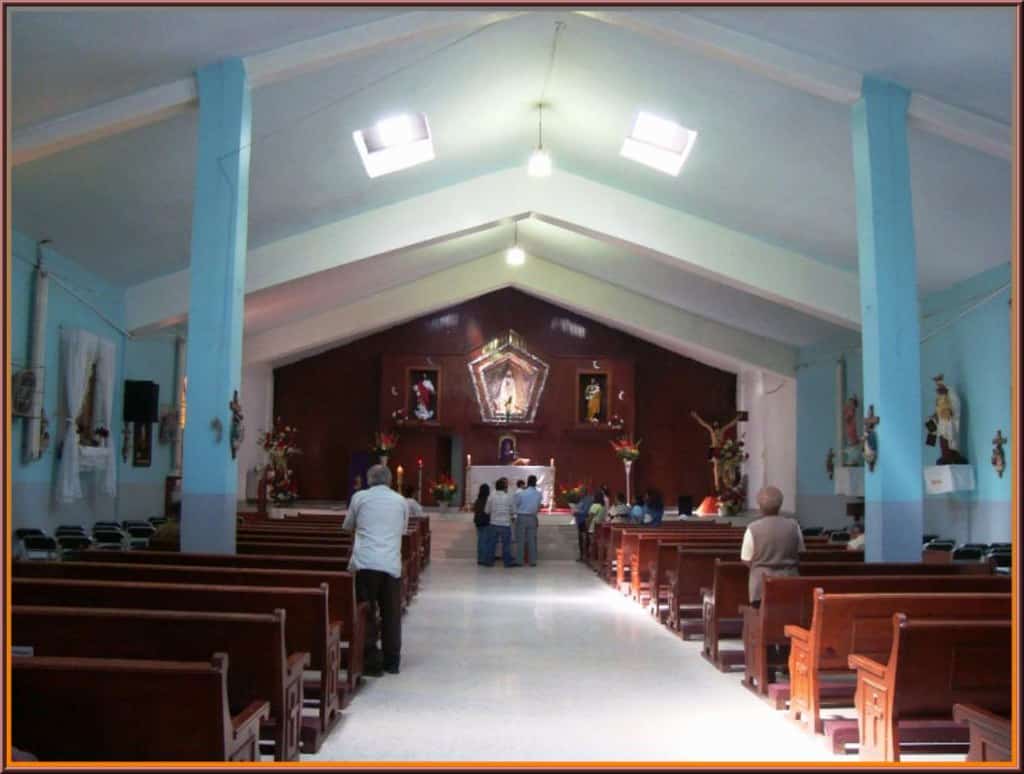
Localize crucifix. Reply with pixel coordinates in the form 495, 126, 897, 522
691, 410, 745, 493
862, 405, 880, 472
991, 430, 1006, 478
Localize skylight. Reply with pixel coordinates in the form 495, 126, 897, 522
353, 113, 434, 178
620, 112, 697, 176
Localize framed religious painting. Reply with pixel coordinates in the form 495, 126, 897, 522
406, 367, 441, 424
132, 421, 152, 467
576, 370, 611, 427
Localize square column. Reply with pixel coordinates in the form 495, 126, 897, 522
181, 59, 252, 553
850, 77, 924, 561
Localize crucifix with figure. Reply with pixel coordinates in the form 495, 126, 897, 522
690, 410, 746, 493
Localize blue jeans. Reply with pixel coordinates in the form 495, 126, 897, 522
476, 525, 490, 564
486, 525, 515, 567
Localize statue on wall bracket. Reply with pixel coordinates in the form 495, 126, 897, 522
924, 374, 966, 465
468, 330, 549, 425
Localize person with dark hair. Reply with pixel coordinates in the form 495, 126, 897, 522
574, 486, 594, 561
484, 477, 516, 567
629, 493, 645, 524
608, 492, 630, 522
473, 483, 491, 566
343, 464, 408, 675
513, 474, 542, 566
402, 484, 423, 520
643, 489, 664, 526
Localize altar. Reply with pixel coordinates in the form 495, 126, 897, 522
465, 465, 555, 510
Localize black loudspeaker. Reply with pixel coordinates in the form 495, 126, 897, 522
123, 380, 159, 423
677, 495, 693, 516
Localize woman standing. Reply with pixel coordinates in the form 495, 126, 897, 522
473, 483, 491, 566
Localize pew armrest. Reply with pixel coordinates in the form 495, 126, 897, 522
232, 699, 271, 735
848, 653, 887, 678
287, 651, 311, 676
784, 624, 810, 644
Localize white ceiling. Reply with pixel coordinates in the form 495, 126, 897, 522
8, 7, 1014, 364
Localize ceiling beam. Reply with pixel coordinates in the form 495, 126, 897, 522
576, 9, 1011, 161
124, 168, 860, 333
11, 10, 523, 166
242, 252, 797, 376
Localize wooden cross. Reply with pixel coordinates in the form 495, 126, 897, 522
864, 405, 880, 432
993, 430, 1006, 447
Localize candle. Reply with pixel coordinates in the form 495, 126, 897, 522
396, 465, 404, 492
467, 453, 472, 467
550, 457, 555, 467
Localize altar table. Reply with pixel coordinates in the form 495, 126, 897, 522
465, 465, 555, 510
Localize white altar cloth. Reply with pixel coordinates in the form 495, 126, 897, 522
465, 465, 555, 509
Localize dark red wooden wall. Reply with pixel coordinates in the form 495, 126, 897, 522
273, 289, 736, 504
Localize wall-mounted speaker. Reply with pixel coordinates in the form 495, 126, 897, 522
123, 380, 159, 423
677, 495, 693, 516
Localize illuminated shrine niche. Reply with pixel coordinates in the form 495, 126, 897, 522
468, 330, 549, 424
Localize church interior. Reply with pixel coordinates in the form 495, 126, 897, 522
6, 5, 1017, 765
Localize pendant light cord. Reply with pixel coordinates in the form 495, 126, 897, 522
537, 21, 565, 150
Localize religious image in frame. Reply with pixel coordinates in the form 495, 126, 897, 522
498, 434, 517, 465
407, 367, 441, 424
576, 371, 610, 426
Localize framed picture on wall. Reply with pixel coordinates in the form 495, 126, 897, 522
576, 370, 611, 426
407, 367, 441, 424
132, 422, 152, 467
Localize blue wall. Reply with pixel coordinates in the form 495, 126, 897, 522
796, 263, 1012, 540
11, 228, 177, 531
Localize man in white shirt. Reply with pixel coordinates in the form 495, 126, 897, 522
403, 484, 424, 519
484, 477, 516, 567
343, 464, 409, 675
513, 475, 543, 566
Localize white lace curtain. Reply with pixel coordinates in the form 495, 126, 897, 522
57, 328, 117, 502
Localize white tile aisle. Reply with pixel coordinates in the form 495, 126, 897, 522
310, 556, 848, 763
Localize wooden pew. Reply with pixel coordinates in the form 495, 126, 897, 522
13, 578, 341, 754
635, 537, 741, 607
14, 560, 367, 697
12, 653, 269, 761
615, 528, 744, 591
12, 605, 306, 761
665, 547, 741, 633
701, 560, 1001, 675
238, 541, 351, 557
79, 548, 350, 572
785, 592, 1011, 735
953, 704, 1012, 762
741, 573, 1008, 699
849, 616, 1011, 761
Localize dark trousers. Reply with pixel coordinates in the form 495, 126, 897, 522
577, 524, 588, 560
355, 569, 402, 671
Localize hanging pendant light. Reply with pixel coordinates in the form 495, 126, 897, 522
528, 104, 552, 178
506, 221, 525, 266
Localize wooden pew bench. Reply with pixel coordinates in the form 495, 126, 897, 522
664, 548, 741, 635
12, 653, 268, 761
637, 538, 741, 609
784, 592, 1011, 736
848, 616, 1011, 761
741, 573, 1008, 701
953, 704, 1012, 762
14, 560, 367, 698
699, 560, 1001, 677
615, 528, 743, 591
13, 578, 341, 754
12, 605, 306, 761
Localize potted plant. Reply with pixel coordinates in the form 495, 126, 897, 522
258, 419, 302, 505
429, 475, 458, 512
372, 431, 398, 466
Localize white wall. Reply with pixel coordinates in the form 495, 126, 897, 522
237, 363, 274, 501
738, 370, 797, 515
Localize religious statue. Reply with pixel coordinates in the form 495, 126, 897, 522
690, 410, 742, 493
925, 374, 967, 465
498, 435, 517, 465
584, 377, 602, 422
991, 430, 1006, 478
229, 390, 244, 460
494, 367, 518, 417
842, 395, 863, 465
411, 374, 436, 421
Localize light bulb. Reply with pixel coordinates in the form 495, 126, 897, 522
506, 246, 526, 266
528, 148, 552, 177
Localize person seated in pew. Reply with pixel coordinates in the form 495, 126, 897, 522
343, 464, 409, 676
629, 494, 645, 524
643, 489, 665, 525
607, 492, 630, 522
150, 501, 181, 549
573, 487, 594, 562
740, 485, 804, 608
586, 494, 607, 535
846, 523, 865, 551
403, 484, 424, 520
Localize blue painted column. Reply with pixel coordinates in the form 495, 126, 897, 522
181, 59, 252, 553
850, 78, 923, 561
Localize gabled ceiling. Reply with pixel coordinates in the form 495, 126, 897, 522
8, 7, 1014, 373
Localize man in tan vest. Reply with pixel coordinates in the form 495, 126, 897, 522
740, 486, 804, 606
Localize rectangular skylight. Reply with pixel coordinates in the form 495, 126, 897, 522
620, 111, 697, 176
353, 113, 434, 178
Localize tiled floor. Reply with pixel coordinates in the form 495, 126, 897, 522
309, 557, 856, 763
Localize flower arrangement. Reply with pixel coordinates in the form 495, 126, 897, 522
556, 483, 586, 507
718, 478, 747, 515
610, 436, 642, 461
258, 418, 302, 503
371, 431, 398, 458
716, 437, 747, 467
607, 413, 625, 430
429, 475, 458, 503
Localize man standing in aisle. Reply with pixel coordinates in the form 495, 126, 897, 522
574, 487, 595, 561
343, 464, 408, 676
514, 475, 543, 566
484, 477, 517, 567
